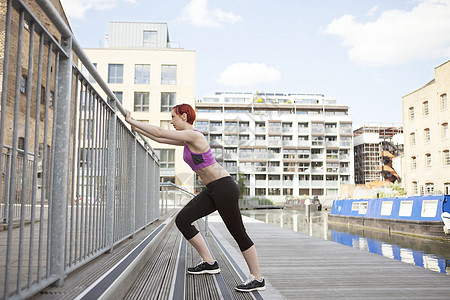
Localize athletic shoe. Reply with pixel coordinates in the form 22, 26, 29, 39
187, 260, 221, 274
235, 274, 266, 292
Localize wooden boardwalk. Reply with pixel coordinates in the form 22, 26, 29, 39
29, 210, 450, 299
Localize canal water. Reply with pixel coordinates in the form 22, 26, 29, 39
241, 209, 450, 275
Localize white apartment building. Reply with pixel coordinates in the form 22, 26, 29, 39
195, 92, 354, 204
402, 60, 450, 195
83, 22, 196, 189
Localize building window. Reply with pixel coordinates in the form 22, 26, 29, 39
108, 64, 123, 83
255, 188, 266, 196
268, 188, 281, 196
425, 153, 431, 168
422, 101, 429, 116
135, 64, 150, 84
410, 132, 416, 146
443, 150, 450, 166
411, 156, 417, 170
134, 92, 149, 112
442, 123, 448, 139
158, 149, 175, 169
409, 107, 415, 120
441, 94, 448, 110
143, 30, 158, 47
113, 91, 123, 104
161, 65, 176, 85
425, 183, 434, 194
160, 120, 171, 130
161, 92, 176, 112
424, 128, 431, 143
412, 181, 418, 195
20, 75, 27, 93
444, 183, 450, 195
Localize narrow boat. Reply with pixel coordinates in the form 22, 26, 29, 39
329, 195, 450, 239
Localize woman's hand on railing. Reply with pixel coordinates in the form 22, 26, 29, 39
124, 110, 135, 124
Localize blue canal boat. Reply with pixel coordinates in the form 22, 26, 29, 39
329, 195, 450, 239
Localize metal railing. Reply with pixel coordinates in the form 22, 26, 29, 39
0, 0, 160, 299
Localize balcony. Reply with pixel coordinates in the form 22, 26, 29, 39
224, 126, 238, 133
311, 168, 324, 173
326, 181, 339, 187
298, 181, 310, 187
268, 180, 281, 186
210, 125, 223, 132
255, 127, 266, 134
268, 153, 282, 160
224, 139, 238, 146
255, 140, 267, 146
325, 141, 339, 148
268, 166, 282, 173
223, 153, 238, 160
298, 127, 309, 134
311, 180, 324, 186
255, 180, 267, 186
298, 140, 310, 147
340, 167, 350, 173
282, 140, 294, 147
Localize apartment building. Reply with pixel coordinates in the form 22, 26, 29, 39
402, 60, 450, 195
83, 22, 196, 188
353, 126, 403, 184
195, 92, 354, 204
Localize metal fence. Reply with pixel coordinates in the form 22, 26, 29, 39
0, 0, 161, 299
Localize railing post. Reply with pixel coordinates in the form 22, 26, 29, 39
49, 35, 73, 286
106, 101, 117, 251
128, 137, 136, 235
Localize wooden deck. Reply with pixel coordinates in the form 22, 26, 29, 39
29, 210, 450, 299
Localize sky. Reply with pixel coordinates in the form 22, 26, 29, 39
60, 0, 450, 128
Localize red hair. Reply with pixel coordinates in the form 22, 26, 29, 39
172, 103, 196, 125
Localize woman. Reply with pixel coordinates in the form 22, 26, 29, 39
125, 104, 265, 292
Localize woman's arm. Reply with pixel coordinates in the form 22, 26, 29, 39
125, 110, 198, 145
132, 125, 184, 146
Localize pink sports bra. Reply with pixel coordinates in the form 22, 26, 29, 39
183, 131, 217, 171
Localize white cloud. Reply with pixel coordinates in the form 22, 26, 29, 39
216, 63, 281, 86
60, 0, 119, 19
323, 0, 450, 66
367, 5, 379, 17
179, 0, 242, 28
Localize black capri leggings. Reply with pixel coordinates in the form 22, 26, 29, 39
175, 176, 254, 252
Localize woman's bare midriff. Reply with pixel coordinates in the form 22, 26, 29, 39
195, 163, 230, 185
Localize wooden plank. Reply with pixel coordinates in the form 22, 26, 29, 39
208, 213, 450, 299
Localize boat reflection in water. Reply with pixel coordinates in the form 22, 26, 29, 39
241, 210, 450, 275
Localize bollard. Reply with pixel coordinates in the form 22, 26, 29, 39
305, 198, 311, 220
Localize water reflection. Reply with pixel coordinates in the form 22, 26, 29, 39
241, 209, 450, 275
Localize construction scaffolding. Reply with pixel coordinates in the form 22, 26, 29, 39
353, 126, 404, 185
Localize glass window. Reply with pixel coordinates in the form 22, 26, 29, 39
161, 92, 176, 112
411, 156, 417, 170
443, 150, 450, 166
409, 107, 415, 120
421, 200, 438, 217
20, 75, 27, 93
425, 153, 432, 168
399, 201, 413, 217
425, 183, 434, 194
412, 181, 418, 195
358, 202, 368, 214
424, 128, 431, 143
410, 132, 416, 146
160, 120, 171, 129
113, 91, 123, 104
441, 94, 448, 110
135, 64, 150, 84
422, 101, 429, 116
442, 123, 448, 139
158, 149, 175, 169
161, 65, 176, 85
134, 92, 149, 112
108, 64, 123, 83
381, 201, 393, 216
143, 30, 158, 47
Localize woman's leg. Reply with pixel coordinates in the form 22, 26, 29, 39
188, 232, 214, 262
212, 178, 262, 279
175, 191, 216, 262
242, 245, 261, 279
